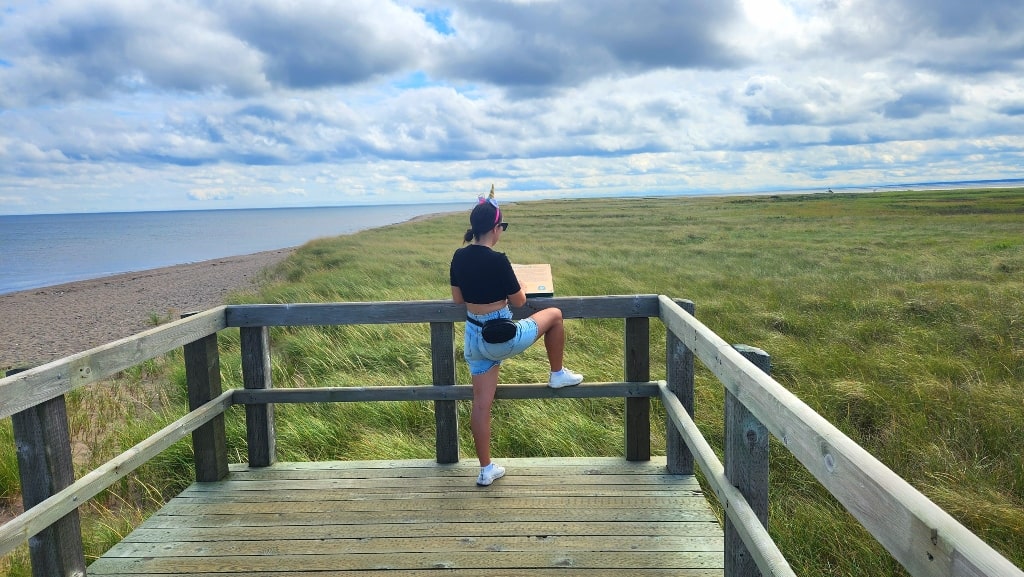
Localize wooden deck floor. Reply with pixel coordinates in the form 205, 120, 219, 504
88, 457, 724, 576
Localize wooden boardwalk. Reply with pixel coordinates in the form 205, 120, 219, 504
88, 457, 724, 576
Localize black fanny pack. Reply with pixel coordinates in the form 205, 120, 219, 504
467, 316, 518, 344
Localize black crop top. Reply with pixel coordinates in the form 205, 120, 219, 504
449, 245, 521, 304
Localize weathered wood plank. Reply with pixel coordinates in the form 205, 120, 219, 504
136, 506, 715, 527
0, 391, 234, 557
122, 521, 723, 543
88, 458, 724, 576
223, 295, 662, 327
659, 382, 795, 577
225, 459, 688, 475
155, 495, 713, 515
92, 549, 724, 573
174, 487, 699, 502
96, 571, 723, 577
177, 473, 701, 493
726, 344, 771, 577
224, 456, 681, 474
230, 381, 660, 404
240, 326, 275, 467
430, 321, 459, 463
184, 331, 229, 482
107, 534, 725, 557
625, 316, 651, 461
666, 300, 696, 475
0, 307, 227, 419
658, 296, 1024, 577
90, 551, 724, 573
10, 390, 85, 576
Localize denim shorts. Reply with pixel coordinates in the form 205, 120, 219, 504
464, 307, 540, 375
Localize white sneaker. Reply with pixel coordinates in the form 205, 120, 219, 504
548, 368, 584, 388
476, 463, 505, 486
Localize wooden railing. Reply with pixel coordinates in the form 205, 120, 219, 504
0, 295, 1021, 577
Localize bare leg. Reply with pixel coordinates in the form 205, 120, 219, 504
471, 365, 500, 467
530, 307, 566, 372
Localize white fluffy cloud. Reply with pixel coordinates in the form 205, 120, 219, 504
0, 0, 1021, 214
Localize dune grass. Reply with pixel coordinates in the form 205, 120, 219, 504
1, 188, 1022, 576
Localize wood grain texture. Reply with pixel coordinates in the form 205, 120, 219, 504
658, 296, 1024, 577
87, 457, 723, 576
0, 307, 226, 419
223, 296, 662, 327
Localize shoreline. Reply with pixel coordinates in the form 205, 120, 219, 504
0, 248, 295, 370
0, 209, 461, 371
4, 186, 1015, 370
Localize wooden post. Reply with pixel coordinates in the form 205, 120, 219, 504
725, 345, 771, 577
431, 322, 459, 464
241, 326, 276, 467
183, 330, 229, 482
7, 368, 86, 577
666, 300, 695, 474
624, 316, 650, 461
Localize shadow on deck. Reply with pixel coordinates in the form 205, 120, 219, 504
88, 457, 723, 576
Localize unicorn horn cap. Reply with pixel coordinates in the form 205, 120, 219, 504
489, 184, 495, 200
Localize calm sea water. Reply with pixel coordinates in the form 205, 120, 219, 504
0, 204, 464, 295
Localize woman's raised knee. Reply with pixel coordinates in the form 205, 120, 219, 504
532, 307, 564, 333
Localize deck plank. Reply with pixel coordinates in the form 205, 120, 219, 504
88, 457, 724, 576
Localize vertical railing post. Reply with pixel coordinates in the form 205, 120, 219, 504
241, 326, 276, 467
431, 321, 459, 464
624, 316, 650, 461
7, 368, 86, 577
725, 345, 771, 577
666, 300, 696, 474
183, 328, 229, 482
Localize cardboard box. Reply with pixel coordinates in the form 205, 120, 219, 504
512, 263, 553, 297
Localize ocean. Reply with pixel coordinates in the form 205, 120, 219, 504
0, 203, 465, 295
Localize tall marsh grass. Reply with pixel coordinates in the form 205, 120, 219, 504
1, 188, 1021, 576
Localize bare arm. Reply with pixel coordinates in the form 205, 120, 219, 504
507, 288, 527, 308
451, 285, 465, 304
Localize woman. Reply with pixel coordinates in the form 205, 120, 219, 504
450, 189, 583, 486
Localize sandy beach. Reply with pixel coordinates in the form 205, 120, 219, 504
0, 248, 294, 371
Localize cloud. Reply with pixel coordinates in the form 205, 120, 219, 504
811, 0, 1024, 75
1, 0, 1022, 215
0, 1, 270, 105
0, 0, 437, 106
217, 0, 437, 89
432, 0, 747, 90
882, 85, 959, 119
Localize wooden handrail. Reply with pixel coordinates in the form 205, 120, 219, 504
658, 295, 1024, 577
659, 382, 796, 577
223, 295, 662, 327
1, 295, 1020, 577
0, 390, 234, 557
230, 382, 661, 404
0, 306, 227, 419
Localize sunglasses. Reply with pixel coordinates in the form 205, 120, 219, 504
497, 222, 509, 231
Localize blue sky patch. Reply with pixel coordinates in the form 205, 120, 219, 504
392, 70, 436, 90
417, 8, 454, 36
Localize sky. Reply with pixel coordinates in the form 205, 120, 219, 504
1, 0, 1022, 215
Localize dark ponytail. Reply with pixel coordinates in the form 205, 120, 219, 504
463, 201, 499, 243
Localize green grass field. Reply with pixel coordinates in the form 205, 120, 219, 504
2, 188, 1022, 576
